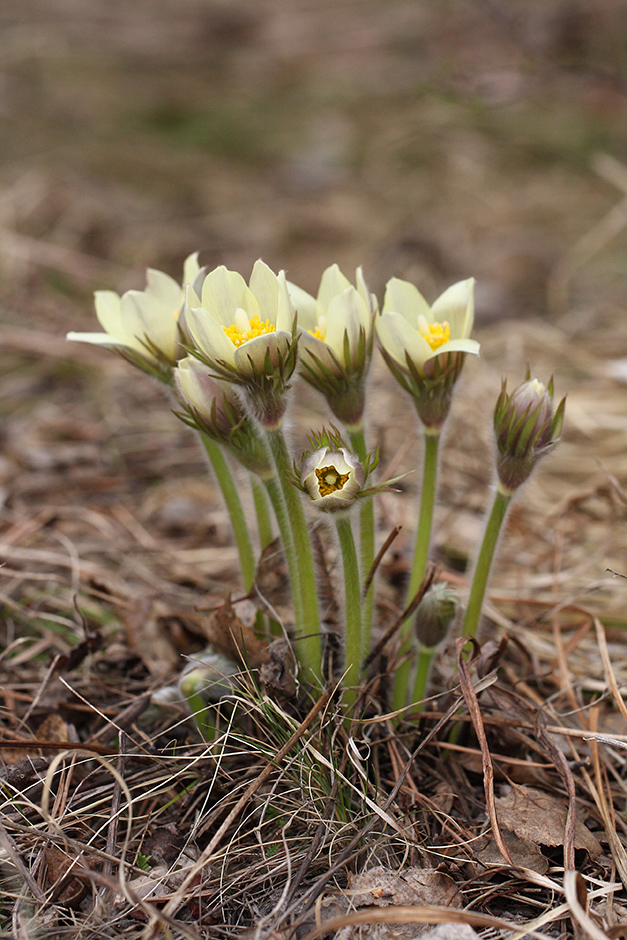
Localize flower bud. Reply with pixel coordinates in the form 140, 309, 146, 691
414, 582, 459, 648
301, 446, 365, 513
494, 375, 565, 494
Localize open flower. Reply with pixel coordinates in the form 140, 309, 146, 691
377, 277, 479, 430
288, 265, 376, 429
185, 260, 297, 428
174, 357, 272, 476
67, 253, 201, 381
300, 446, 365, 513
494, 374, 565, 494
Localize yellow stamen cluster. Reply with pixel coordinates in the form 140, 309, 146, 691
315, 465, 350, 496
308, 325, 326, 341
224, 315, 276, 348
419, 320, 450, 352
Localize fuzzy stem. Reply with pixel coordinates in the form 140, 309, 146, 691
250, 474, 274, 549
335, 515, 363, 710
348, 426, 375, 660
412, 643, 437, 708
200, 434, 256, 591
462, 486, 511, 639
391, 430, 441, 711
266, 430, 322, 682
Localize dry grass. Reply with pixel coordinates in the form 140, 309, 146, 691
3, 1, 627, 936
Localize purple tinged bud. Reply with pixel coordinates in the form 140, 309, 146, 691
494, 375, 565, 494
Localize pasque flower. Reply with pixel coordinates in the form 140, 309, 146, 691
376, 277, 479, 430
288, 265, 376, 429
185, 260, 298, 428
301, 447, 366, 513
494, 374, 565, 494
67, 253, 201, 381
174, 357, 272, 476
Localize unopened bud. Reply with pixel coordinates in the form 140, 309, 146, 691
414, 582, 458, 648
494, 375, 565, 494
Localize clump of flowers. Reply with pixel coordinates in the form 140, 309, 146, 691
67, 256, 565, 713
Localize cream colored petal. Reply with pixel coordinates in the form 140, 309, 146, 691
376, 311, 433, 368
317, 264, 352, 312
425, 337, 480, 362
324, 288, 368, 362
287, 282, 318, 331
275, 271, 295, 332
382, 278, 432, 325
124, 290, 178, 359
201, 266, 259, 326
431, 278, 474, 338
183, 252, 201, 287
356, 266, 377, 316
186, 305, 237, 364
298, 330, 338, 371
66, 331, 125, 347
143, 268, 184, 314
94, 290, 126, 341
249, 260, 281, 324
233, 331, 292, 375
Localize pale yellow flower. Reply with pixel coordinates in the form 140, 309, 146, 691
301, 446, 365, 513
67, 254, 200, 370
377, 277, 478, 373
288, 264, 376, 427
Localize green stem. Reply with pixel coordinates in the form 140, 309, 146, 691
335, 515, 363, 710
348, 426, 375, 659
200, 434, 255, 591
250, 475, 274, 549
412, 643, 437, 708
462, 486, 512, 640
391, 430, 441, 712
263, 475, 303, 629
266, 430, 322, 682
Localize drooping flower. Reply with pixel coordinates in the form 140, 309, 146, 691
185, 260, 298, 429
67, 253, 201, 382
174, 357, 272, 476
376, 277, 479, 430
288, 265, 376, 429
494, 374, 565, 494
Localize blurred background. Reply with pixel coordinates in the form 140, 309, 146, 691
2, 0, 627, 333
2, 0, 627, 621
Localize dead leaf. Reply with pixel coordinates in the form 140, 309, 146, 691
199, 595, 269, 669
348, 867, 462, 910
260, 639, 297, 700
496, 786, 602, 858
42, 846, 92, 908
121, 598, 180, 677
476, 827, 550, 874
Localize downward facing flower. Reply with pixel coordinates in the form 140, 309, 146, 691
288, 265, 376, 429
174, 357, 272, 476
67, 253, 201, 381
185, 260, 297, 428
377, 277, 479, 429
494, 374, 565, 494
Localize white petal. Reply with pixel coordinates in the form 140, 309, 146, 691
249, 260, 280, 323
233, 331, 292, 375
144, 268, 184, 313
124, 290, 178, 359
201, 266, 259, 326
183, 252, 201, 287
287, 282, 318, 331
425, 337, 480, 361
94, 290, 126, 340
324, 288, 368, 362
376, 311, 433, 369
317, 264, 352, 312
66, 331, 124, 347
431, 278, 474, 339
186, 305, 237, 364
275, 271, 295, 332
382, 278, 432, 325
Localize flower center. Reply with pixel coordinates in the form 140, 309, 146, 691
315, 465, 350, 496
224, 312, 276, 348
418, 316, 451, 351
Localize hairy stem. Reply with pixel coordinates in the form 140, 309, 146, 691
462, 486, 511, 639
335, 515, 363, 710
